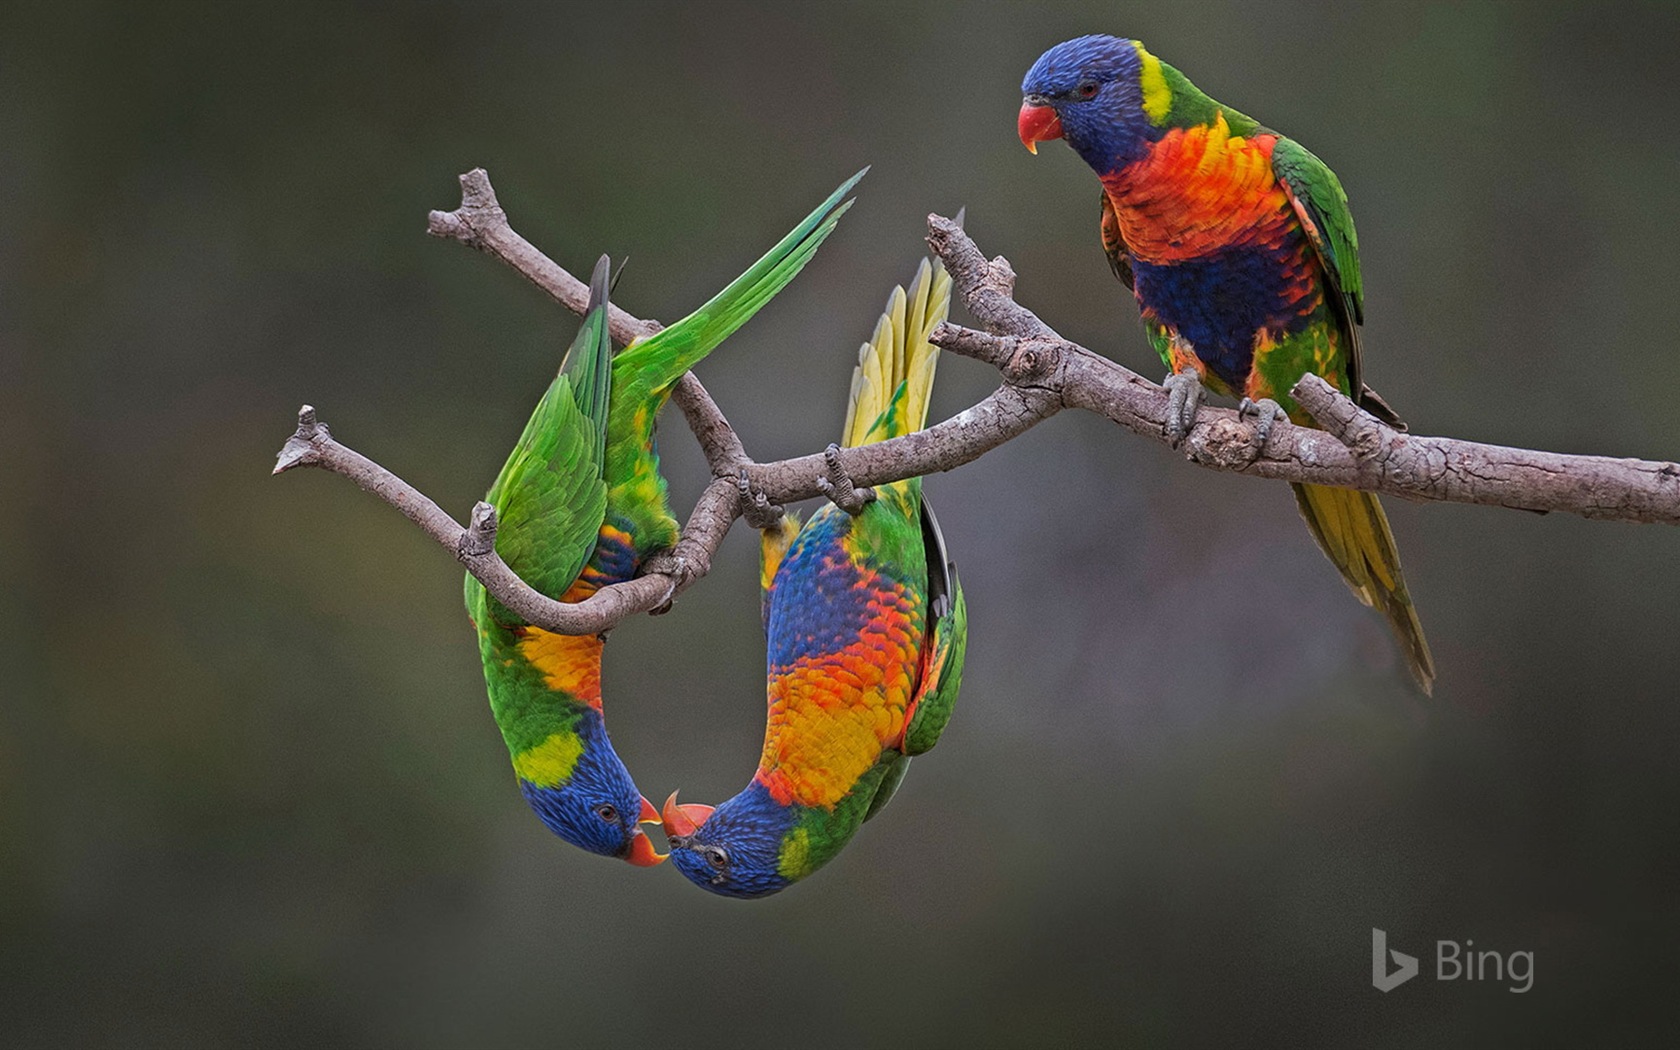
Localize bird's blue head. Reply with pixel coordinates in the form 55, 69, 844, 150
661, 782, 799, 899
1019, 35, 1162, 173
519, 711, 665, 866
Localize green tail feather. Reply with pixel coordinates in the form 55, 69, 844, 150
570, 256, 614, 471
600, 171, 866, 555
612, 168, 867, 404
1292, 482, 1435, 695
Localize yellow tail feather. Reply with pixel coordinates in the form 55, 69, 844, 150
841, 256, 952, 450
1291, 482, 1436, 695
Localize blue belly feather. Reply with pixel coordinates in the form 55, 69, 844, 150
1132, 243, 1311, 391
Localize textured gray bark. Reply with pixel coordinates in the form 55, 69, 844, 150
924, 214, 1680, 522
273, 169, 1680, 636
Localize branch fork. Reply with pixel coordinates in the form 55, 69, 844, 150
274, 168, 1680, 637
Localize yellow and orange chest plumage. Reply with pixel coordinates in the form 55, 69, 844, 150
1099, 113, 1295, 261
1100, 114, 1329, 393
754, 508, 926, 810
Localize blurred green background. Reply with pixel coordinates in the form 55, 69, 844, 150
5, 1, 1679, 1045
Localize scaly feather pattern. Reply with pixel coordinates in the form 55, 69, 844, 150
1021, 35, 1434, 692
666, 254, 968, 898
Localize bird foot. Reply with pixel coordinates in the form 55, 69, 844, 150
1237, 396, 1285, 455
816, 443, 875, 516
640, 551, 690, 617
1162, 368, 1206, 447
736, 468, 784, 530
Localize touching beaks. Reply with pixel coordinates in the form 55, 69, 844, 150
660, 791, 716, 839
623, 828, 668, 867
1018, 101, 1063, 154
622, 795, 669, 865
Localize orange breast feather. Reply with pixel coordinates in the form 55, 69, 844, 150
1099, 113, 1290, 265
755, 583, 922, 809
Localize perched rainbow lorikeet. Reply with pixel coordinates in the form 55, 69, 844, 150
464, 172, 863, 864
1018, 35, 1435, 693
661, 254, 969, 898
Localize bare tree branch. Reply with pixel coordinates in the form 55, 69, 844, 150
923, 215, 1680, 524
282, 171, 1055, 635
427, 168, 663, 347
274, 405, 678, 634
425, 169, 746, 475
274, 168, 1680, 638
668, 372, 750, 475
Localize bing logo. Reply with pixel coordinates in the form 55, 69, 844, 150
1370, 928, 1534, 993
1371, 928, 1419, 992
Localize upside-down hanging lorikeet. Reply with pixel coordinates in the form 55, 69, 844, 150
661, 253, 969, 898
464, 172, 863, 864
1018, 35, 1435, 693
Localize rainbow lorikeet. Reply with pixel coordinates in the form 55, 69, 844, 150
1018, 35, 1435, 693
661, 254, 969, 898
464, 172, 863, 864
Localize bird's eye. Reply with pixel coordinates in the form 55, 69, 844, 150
595, 804, 619, 823
1077, 79, 1099, 99
705, 847, 729, 870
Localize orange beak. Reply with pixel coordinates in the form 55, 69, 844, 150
622, 795, 668, 866
1018, 101, 1063, 154
660, 791, 716, 839
623, 828, 667, 866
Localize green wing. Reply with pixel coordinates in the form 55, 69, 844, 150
863, 753, 911, 823
1271, 137, 1362, 320
1270, 136, 1366, 391
611, 168, 866, 407
1271, 136, 1410, 424
479, 256, 615, 613
901, 497, 968, 757
862, 499, 967, 825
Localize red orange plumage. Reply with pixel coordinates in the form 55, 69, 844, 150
664, 256, 969, 898
1021, 34, 1434, 691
